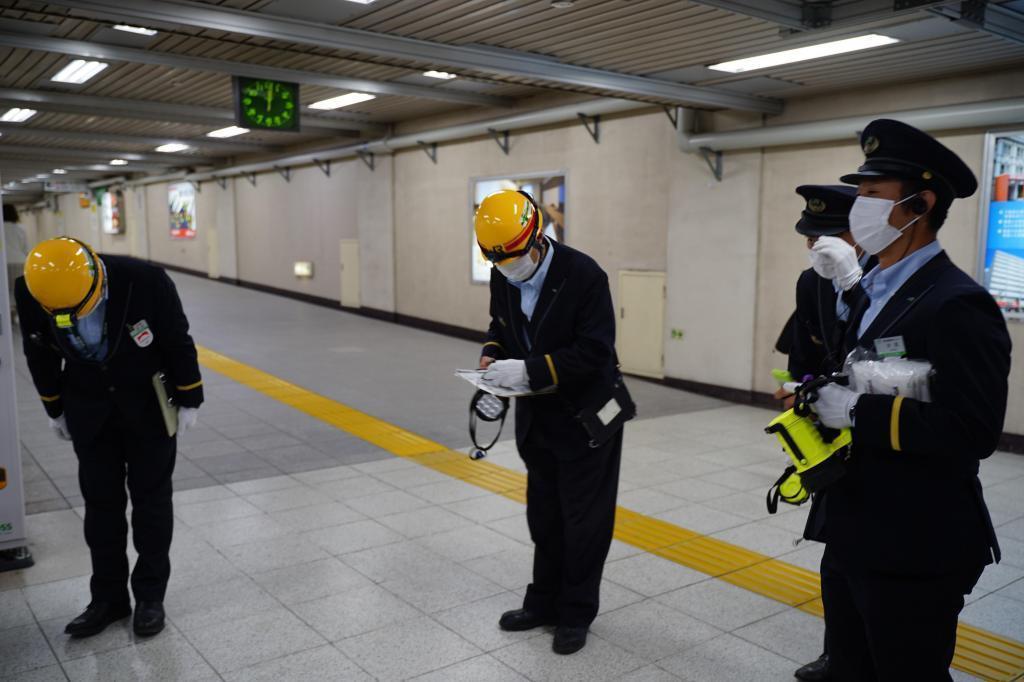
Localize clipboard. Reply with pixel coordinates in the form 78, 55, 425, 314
152, 372, 178, 437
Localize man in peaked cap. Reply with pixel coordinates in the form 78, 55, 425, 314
785, 184, 875, 682
805, 119, 1011, 680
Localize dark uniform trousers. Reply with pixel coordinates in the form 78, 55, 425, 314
75, 412, 177, 604
481, 240, 624, 628
807, 250, 1009, 681
520, 428, 622, 626
16, 255, 203, 606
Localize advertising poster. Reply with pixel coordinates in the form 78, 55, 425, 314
169, 182, 197, 239
982, 133, 1024, 321
471, 174, 566, 284
100, 188, 126, 235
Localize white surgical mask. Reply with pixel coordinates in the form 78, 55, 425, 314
849, 194, 921, 255
496, 251, 538, 282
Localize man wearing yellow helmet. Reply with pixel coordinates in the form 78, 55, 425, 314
14, 237, 203, 639
474, 189, 632, 655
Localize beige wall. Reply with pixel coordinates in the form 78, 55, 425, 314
393, 109, 670, 331
234, 162, 359, 300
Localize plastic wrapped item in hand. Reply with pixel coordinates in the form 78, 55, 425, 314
844, 347, 934, 402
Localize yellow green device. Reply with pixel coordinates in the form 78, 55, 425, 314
765, 376, 853, 513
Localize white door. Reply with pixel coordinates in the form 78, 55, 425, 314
617, 270, 666, 379
340, 239, 361, 308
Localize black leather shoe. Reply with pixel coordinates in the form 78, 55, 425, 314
794, 653, 831, 681
133, 601, 165, 637
552, 626, 588, 655
499, 609, 554, 632
64, 602, 132, 638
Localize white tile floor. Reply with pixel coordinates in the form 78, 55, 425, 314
2, 274, 1023, 680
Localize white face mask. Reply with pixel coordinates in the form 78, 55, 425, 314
496, 251, 538, 282
849, 194, 921, 256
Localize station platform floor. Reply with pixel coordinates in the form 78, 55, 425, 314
2, 271, 1023, 681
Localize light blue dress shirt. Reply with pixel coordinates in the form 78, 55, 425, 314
508, 239, 554, 321
68, 297, 109, 360
856, 240, 943, 340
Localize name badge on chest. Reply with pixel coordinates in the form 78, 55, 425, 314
129, 319, 154, 348
874, 335, 906, 359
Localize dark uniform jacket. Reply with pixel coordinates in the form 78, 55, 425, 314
15, 255, 203, 442
480, 241, 618, 456
808, 250, 1010, 575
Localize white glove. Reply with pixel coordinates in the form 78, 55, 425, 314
49, 415, 72, 441
810, 236, 862, 291
810, 383, 861, 429
178, 407, 200, 433
482, 359, 529, 389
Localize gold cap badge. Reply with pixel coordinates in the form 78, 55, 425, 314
807, 198, 826, 213
863, 136, 880, 154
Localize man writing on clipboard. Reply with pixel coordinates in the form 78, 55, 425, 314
15, 237, 202, 639
474, 189, 633, 655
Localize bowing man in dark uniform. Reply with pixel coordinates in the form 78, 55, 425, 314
473, 189, 626, 656
806, 120, 1011, 681
16, 238, 203, 639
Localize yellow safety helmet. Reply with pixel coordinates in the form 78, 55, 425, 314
474, 189, 544, 263
23, 237, 105, 326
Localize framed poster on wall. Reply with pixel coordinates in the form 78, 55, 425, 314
979, 131, 1024, 322
470, 172, 566, 284
168, 182, 197, 239
99, 188, 126, 235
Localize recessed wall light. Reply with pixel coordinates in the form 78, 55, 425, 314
709, 34, 899, 73
110, 159, 128, 166
0, 108, 37, 123
423, 70, 457, 80
155, 143, 190, 153
309, 93, 376, 110
207, 126, 249, 138
113, 24, 158, 36
51, 59, 109, 84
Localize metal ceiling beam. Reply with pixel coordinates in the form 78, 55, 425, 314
0, 88, 381, 135
688, 0, 958, 31
0, 124, 271, 153
0, 144, 213, 165
45, 0, 783, 113
0, 31, 512, 109
930, 1, 1024, 45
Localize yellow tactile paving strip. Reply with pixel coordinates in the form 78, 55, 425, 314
197, 345, 1024, 681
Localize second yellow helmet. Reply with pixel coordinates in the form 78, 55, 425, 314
474, 190, 544, 264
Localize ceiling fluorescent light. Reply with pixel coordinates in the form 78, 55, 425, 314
155, 142, 190, 153
342, 0, 377, 4
709, 34, 899, 74
207, 126, 249, 138
423, 70, 457, 80
52, 59, 109, 84
0, 107, 37, 123
52, 168, 67, 174
109, 159, 128, 166
113, 24, 158, 36
309, 92, 375, 110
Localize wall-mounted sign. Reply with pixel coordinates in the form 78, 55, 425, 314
233, 76, 300, 132
470, 173, 566, 284
168, 182, 197, 239
980, 132, 1024, 322
44, 181, 89, 193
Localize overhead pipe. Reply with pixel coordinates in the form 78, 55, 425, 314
182, 98, 651, 185
676, 97, 1024, 152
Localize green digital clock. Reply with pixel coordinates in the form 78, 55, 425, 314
233, 77, 300, 132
